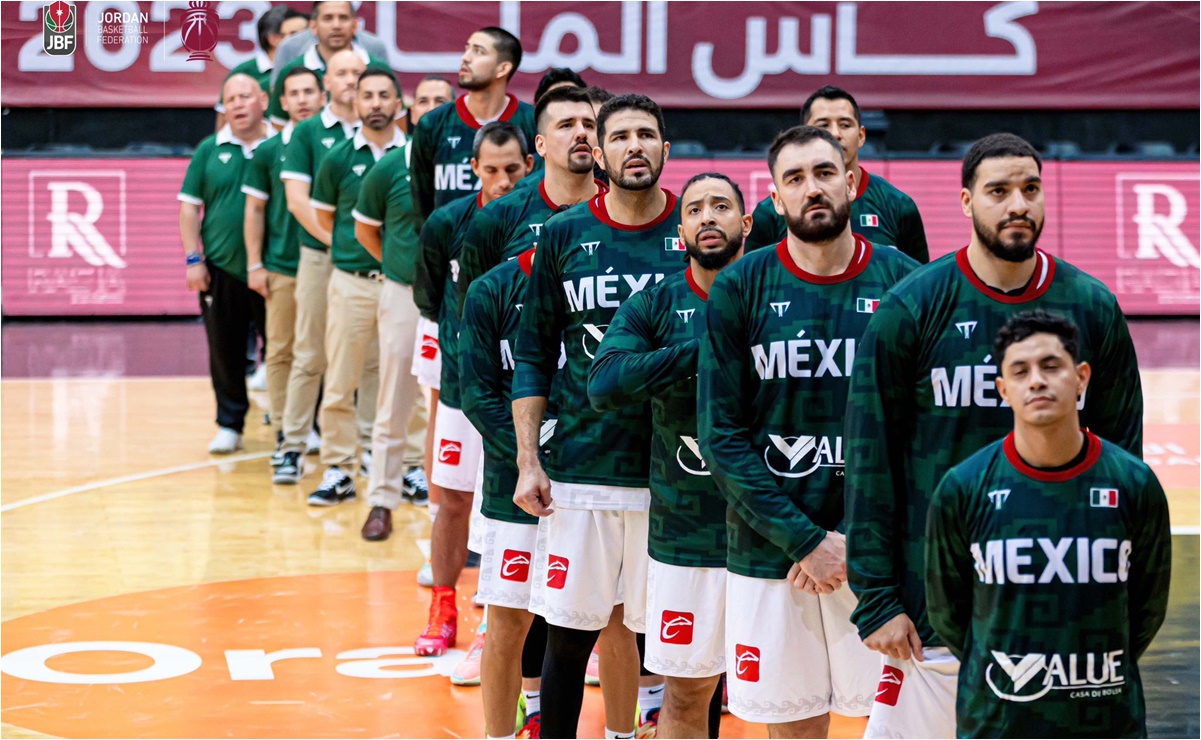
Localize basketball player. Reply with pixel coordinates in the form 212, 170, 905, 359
588, 172, 751, 738
926, 310, 1169, 738
845, 133, 1144, 738
511, 93, 681, 740
745, 86, 928, 263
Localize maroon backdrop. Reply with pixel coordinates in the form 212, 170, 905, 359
2, 2, 1197, 109
2, 157, 1196, 317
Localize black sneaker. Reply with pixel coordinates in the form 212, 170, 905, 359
273, 451, 304, 484
402, 467, 429, 506
307, 468, 356, 506
269, 435, 285, 467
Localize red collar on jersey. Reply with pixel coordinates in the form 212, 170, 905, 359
455, 94, 520, 130
856, 167, 871, 201
956, 247, 1057, 304
589, 190, 678, 232
685, 266, 709, 300
775, 233, 873, 284
1004, 429, 1102, 482
475, 192, 485, 210
518, 248, 535, 277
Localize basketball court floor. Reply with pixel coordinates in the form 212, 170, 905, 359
1, 318, 1197, 739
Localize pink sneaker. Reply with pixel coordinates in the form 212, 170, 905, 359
414, 586, 457, 656
450, 625, 485, 686
584, 645, 600, 686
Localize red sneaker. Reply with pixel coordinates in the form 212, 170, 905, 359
414, 586, 458, 656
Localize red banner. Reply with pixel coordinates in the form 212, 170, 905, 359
2, 156, 1197, 317
2, 2, 1197, 109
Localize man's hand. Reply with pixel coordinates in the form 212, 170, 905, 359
798, 531, 847, 593
513, 459, 553, 517
787, 562, 818, 595
186, 263, 211, 292
863, 613, 925, 662
248, 267, 270, 298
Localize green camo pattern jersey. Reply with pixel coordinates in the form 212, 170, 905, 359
413, 193, 482, 410
699, 237, 919, 578
512, 192, 683, 503
588, 267, 726, 567
352, 146, 422, 286
409, 95, 539, 220
280, 108, 357, 250
310, 132, 405, 274
460, 250, 560, 525
241, 126, 300, 277
744, 168, 929, 263
845, 248, 1145, 647
456, 179, 572, 319
926, 432, 1170, 739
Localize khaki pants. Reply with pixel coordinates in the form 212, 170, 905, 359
264, 271, 297, 437
320, 268, 381, 471
280, 247, 374, 453
367, 279, 427, 508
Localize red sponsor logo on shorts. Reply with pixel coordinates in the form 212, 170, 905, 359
438, 439, 461, 465
875, 665, 904, 706
660, 611, 694, 645
734, 644, 760, 682
546, 555, 569, 589
500, 550, 531, 582
420, 335, 439, 360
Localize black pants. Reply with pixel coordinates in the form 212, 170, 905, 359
200, 262, 266, 433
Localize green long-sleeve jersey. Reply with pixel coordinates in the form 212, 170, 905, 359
699, 238, 920, 579
409, 95, 539, 220
926, 431, 1170, 739
845, 247, 1145, 647
413, 193, 481, 410
456, 178, 606, 319
588, 267, 725, 568
512, 191, 682, 505
744, 168, 929, 263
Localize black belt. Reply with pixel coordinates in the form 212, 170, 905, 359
347, 269, 384, 282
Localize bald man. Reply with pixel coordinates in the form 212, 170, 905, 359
178, 75, 276, 454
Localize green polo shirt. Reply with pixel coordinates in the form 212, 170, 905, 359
241, 121, 300, 277
310, 128, 406, 274
178, 124, 273, 281
352, 146, 422, 285
280, 107, 358, 250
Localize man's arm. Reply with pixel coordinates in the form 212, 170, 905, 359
352, 163, 391, 262
178, 148, 210, 292
281, 129, 333, 247
845, 293, 922, 643
588, 289, 698, 411
1129, 469, 1172, 660
409, 115, 437, 221
460, 278, 520, 462
241, 145, 273, 297
309, 153, 340, 243
1085, 298, 1144, 458
698, 271, 834, 574
924, 469, 971, 661
896, 196, 930, 264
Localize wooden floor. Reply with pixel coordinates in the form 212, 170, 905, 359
0, 367, 1197, 738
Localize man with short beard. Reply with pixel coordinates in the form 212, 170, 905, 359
587, 172, 750, 739
699, 126, 919, 739
845, 133, 1144, 739
410, 27, 539, 220
511, 93, 681, 740
305, 69, 406, 505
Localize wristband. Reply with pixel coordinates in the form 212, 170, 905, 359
247, 263, 264, 272
185, 251, 204, 266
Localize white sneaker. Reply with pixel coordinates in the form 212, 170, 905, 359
416, 561, 434, 588
304, 429, 322, 455
247, 364, 267, 391
208, 427, 243, 454
359, 449, 373, 477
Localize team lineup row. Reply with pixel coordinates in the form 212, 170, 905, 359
178, 12, 1169, 740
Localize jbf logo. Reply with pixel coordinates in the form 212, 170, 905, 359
986, 650, 1125, 703
660, 611, 694, 645
1117, 174, 1200, 269
30, 172, 127, 268
733, 644, 760, 682
42, 1, 76, 56
500, 550, 531, 582
764, 434, 843, 478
